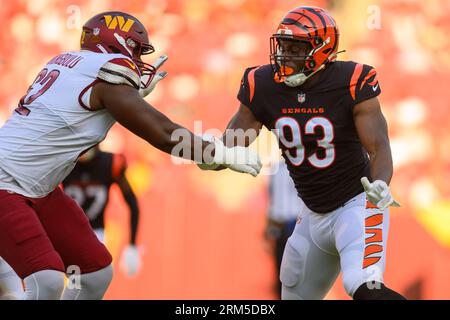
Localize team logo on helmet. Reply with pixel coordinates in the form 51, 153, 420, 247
103, 15, 135, 32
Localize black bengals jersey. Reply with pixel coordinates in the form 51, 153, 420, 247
238, 61, 381, 213
62, 151, 127, 229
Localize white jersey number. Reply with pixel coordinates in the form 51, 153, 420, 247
275, 116, 335, 168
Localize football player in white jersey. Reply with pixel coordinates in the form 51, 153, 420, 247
0, 11, 261, 300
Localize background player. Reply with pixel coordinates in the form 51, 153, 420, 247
63, 146, 141, 277
199, 6, 405, 300
0, 11, 261, 300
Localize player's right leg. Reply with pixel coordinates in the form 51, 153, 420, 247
334, 193, 405, 300
280, 211, 340, 300
34, 188, 113, 300
0, 190, 65, 300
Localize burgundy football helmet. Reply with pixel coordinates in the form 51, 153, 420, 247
80, 11, 156, 88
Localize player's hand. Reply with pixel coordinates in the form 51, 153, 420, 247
197, 134, 220, 170
198, 135, 262, 177
213, 139, 262, 177
361, 177, 400, 210
139, 55, 168, 98
120, 245, 141, 277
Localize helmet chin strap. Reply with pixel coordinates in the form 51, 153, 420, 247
283, 64, 326, 87
283, 50, 346, 87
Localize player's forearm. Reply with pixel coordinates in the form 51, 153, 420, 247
127, 112, 214, 163
368, 144, 393, 185
221, 104, 262, 148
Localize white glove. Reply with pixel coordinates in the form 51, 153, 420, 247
197, 134, 220, 170
197, 134, 262, 176
139, 55, 168, 98
120, 245, 141, 277
361, 177, 400, 210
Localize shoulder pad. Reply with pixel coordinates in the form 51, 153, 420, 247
97, 58, 141, 89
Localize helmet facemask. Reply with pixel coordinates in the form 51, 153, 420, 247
114, 33, 156, 89
130, 40, 156, 89
270, 31, 336, 87
270, 36, 315, 80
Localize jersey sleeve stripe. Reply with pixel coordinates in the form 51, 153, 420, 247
359, 68, 377, 90
98, 67, 140, 89
248, 66, 261, 103
78, 79, 101, 111
349, 63, 363, 101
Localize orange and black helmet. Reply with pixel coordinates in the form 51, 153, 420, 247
270, 6, 340, 79
80, 11, 156, 88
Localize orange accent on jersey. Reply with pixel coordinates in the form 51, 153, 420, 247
349, 63, 363, 100
366, 228, 383, 243
365, 214, 383, 227
112, 154, 127, 181
368, 77, 378, 86
359, 69, 377, 90
364, 244, 383, 257
248, 67, 261, 103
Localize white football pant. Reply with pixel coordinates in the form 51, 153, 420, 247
281, 192, 389, 299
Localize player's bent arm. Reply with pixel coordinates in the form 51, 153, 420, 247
205, 103, 263, 171
91, 82, 209, 160
223, 103, 263, 147
116, 174, 139, 245
353, 96, 393, 184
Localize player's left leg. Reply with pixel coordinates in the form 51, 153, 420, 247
33, 187, 113, 300
334, 192, 405, 300
281, 210, 341, 300
0, 257, 23, 299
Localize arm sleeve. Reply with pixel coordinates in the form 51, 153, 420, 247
237, 66, 266, 123
349, 64, 381, 105
97, 57, 141, 89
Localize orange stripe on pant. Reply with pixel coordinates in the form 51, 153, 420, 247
363, 211, 384, 269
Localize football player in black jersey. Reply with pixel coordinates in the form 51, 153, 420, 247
63, 146, 141, 277
199, 6, 405, 300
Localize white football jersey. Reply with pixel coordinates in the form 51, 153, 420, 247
0, 50, 141, 197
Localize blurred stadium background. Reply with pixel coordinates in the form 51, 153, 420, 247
1, 0, 449, 299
